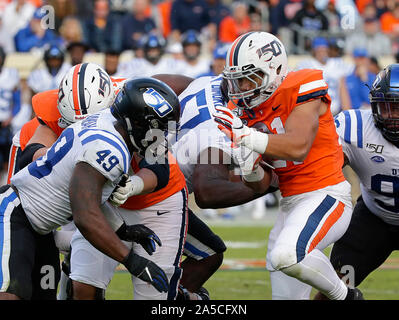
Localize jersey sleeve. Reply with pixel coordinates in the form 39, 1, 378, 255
76, 130, 130, 183
334, 109, 364, 163
292, 69, 329, 107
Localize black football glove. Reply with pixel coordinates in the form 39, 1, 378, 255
122, 249, 169, 293
116, 223, 162, 256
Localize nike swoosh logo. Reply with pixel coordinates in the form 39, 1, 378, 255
157, 210, 170, 216
241, 151, 252, 161
272, 104, 281, 111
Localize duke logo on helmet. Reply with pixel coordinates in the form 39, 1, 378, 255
143, 88, 173, 117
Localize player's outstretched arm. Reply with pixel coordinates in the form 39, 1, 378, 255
193, 147, 270, 209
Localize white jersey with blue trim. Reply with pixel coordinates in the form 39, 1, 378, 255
11, 109, 130, 234
0, 67, 19, 121
335, 109, 399, 225
27, 62, 71, 93
170, 76, 233, 193
116, 57, 186, 79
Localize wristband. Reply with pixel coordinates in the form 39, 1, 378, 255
241, 130, 269, 154
139, 158, 170, 192
129, 175, 145, 196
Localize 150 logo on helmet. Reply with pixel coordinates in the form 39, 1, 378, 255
97, 68, 111, 97
256, 40, 282, 61
143, 88, 173, 117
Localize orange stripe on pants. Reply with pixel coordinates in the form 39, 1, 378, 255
6, 145, 18, 184
307, 201, 345, 253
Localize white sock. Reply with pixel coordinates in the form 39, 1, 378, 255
281, 249, 348, 300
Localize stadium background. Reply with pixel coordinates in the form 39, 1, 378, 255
0, 0, 398, 299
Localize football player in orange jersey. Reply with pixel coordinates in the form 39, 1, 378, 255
214, 31, 363, 300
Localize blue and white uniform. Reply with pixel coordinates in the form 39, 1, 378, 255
0, 109, 129, 299
170, 76, 234, 260
335, 109, 399, 225
11, 109, 130, 234
171, 76, 232, 193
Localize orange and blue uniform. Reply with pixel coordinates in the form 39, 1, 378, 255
233, 69, 345, 197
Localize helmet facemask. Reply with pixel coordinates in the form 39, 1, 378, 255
223, 66, 280, 109
371, 92, 399, 143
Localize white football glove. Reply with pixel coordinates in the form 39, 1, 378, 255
213, 106, 269, 154
233, 146, 262, 176
109, 174, 145, 206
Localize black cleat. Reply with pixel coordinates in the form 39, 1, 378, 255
176, 285, 210, 300
345, 287, 364, 300
196, 287, 210, 300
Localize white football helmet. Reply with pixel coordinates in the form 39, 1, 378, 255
57, 63, 115, 127
223, 31, 288, 109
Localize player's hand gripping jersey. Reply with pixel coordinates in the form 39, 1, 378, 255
335, 109, 399, 225
234, 69, 345, 197
10, 109, 130, 234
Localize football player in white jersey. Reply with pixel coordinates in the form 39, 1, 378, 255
27, 45, 71, 95
315, 64, 399, 299
169, 75, 278, 299
116, 33, 186, 79
0, 77, 179, 300
112, 75, 277, 300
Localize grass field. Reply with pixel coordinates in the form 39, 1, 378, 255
106, 224, 399, 300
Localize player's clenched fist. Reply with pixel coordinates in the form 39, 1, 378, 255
109, 174, 144, 206
122, 249, 169, 293
117, 223, 162, 255
213, 106, 269, 154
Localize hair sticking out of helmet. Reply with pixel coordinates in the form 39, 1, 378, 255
57, 63, 115, 128
110, 77, 180, 156
223, 31, 288, 109
370, 64, 399, 145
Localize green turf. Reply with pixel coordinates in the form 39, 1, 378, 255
106, 225, 399, 300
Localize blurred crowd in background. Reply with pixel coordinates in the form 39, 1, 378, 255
0, 0, 397, 219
